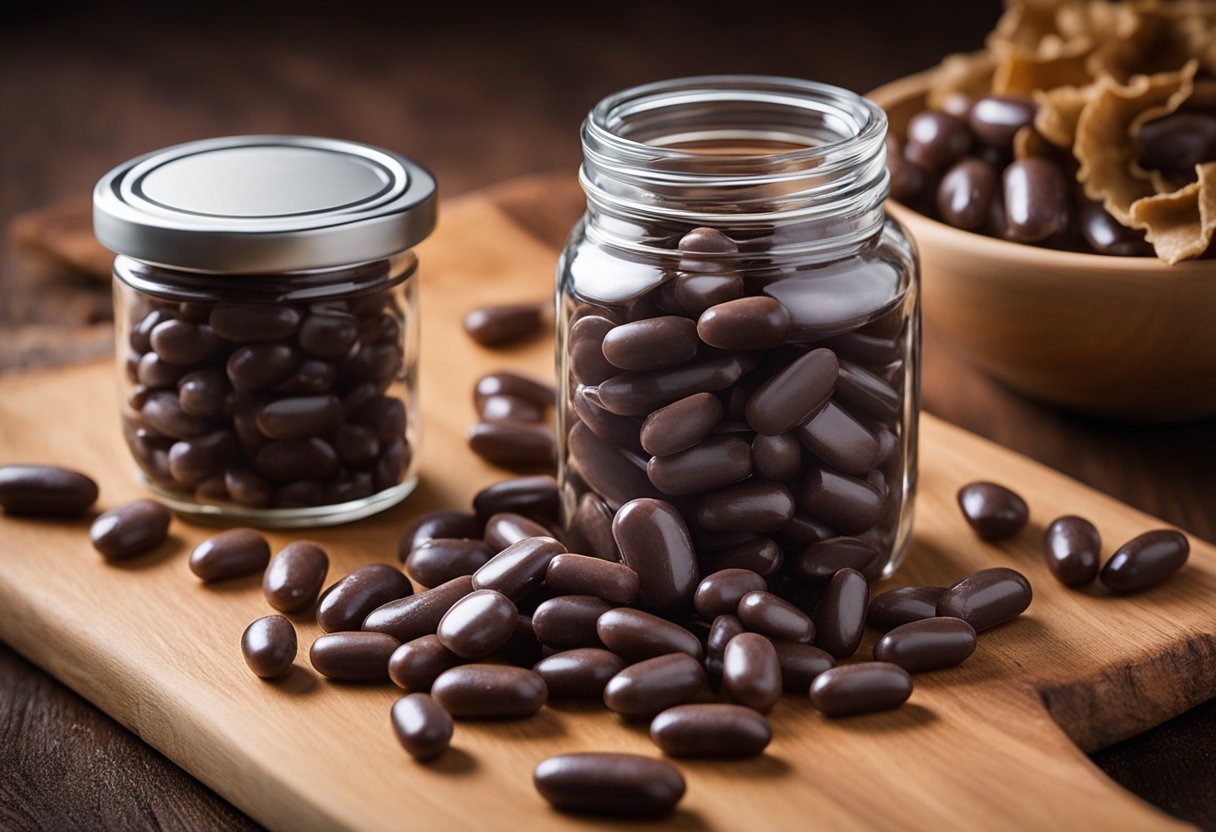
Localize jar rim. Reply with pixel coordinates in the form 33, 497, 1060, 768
584, 75, 887, 176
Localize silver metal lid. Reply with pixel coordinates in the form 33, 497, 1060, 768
93, 135, 437, 273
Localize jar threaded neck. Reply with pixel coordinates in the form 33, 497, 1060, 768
580, 75, 890, 252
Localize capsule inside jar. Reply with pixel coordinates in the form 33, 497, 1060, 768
557, 78, 919, 611
95, 136, 436, 527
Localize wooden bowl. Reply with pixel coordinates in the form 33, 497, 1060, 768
869, 67, 1216, 422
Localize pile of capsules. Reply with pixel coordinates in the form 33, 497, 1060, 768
0, 457, 1190, 818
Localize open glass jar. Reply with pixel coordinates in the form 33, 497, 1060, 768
557, 77, 920, 590
94, 136, 436, 527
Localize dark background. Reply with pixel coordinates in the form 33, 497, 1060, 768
2, 1, 1214, 829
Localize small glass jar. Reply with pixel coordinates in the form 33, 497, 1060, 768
557, 77, 920, 587
94, 136, 436, 527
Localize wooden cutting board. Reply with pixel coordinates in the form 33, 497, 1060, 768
1, 176, 1213, 832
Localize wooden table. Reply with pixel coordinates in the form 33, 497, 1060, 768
1, 2, 1213, 830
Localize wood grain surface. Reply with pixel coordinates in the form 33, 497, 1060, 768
1, 184, 1214, 832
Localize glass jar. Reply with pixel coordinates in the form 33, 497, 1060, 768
557, 76, 920, 593
93, 136, 436, 527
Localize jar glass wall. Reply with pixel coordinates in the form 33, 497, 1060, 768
556, 77, 920, 590
114, 253, 421, 527
94, 135, 436, 528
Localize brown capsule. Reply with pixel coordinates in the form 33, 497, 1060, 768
937, 567, 1032, 631
568, 315, 619, 385
483, 512, 552, 552
479, 393, 544, 424
90, 499, 171, 559
254, 438, 340, 482
693, 480, 796, 533
241, 615, 297, 679
835, 361, 901, 421
467, 421, 556, 469
646, 436, 752, 497
137, 352, 186, 389
431, 664, 547, 719
873, 617, 977, 673
189, 528, 270, 582
388, 634, 463, 691
795, 401, 881, 476
750, 433, 802, 483
149, 319, 224, 365
736, 587, 813, 643
1139, 112, 1216, 175
533, 648, 627, 698
532, 595, 614, 648
462, 302, 545, 347
391, 693, 454, 762
705, 614, 744, 663
596, 608, 703, 661
693, 569, 768, 620
406, 538, 494, 588
597, 352, 751, 417
773, 641, 835, 692
472, 536, 566, 601
968, 95, 1036, 150
904, 110, 971, 171
1079, 200, 1152, 257
650, 703, 772, 758
697, 297, 791, 351
800, 468, 883, 536
397, 509, 482, 561
473, 371, 554, 411
472, 475, 559, 523
603, 653, 706, 718
1043, 516, 1102, 587
317, 563, 413, 633
209, 302, 301, 342
722, 632, 781, 713
567, 421, 663, 509
793, 536, 882, 581
565, 493, 622, 561
309, 631, 399, 682
936, 157, 998, 231
297, 311, 359, 359
701, 537, 784, 577
674, 271, 744, 316
0, 465, 98, 516
814, 568, 869, 658
533, 752, 685, 817
745, 348, 839, 436
225, 467, 272, 508
545, 554, 639, 605
226, 342, 300, 391
255, 395, 343, 440
780, 514, 835, 546
167, 430, 240, 488
639, 392, 723, 457
436, 589, 519, 659
867, 586, 946, 631
809, 662, 912, 716
602, 316, 699, 372
574, 385, 644, 448
142, 391, 211, 439
1100, 530, 1189, 594
1003, 158, 1069, 242
958, 481, 1029, 540
363, 575, 475, 642
611, 498, 700, 612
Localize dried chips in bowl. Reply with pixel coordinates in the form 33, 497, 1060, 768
911, 0, 1216, 264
